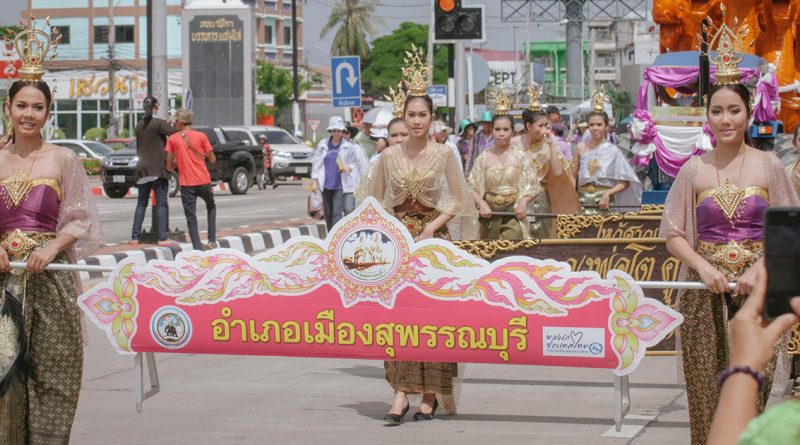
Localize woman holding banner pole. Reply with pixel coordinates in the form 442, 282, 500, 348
659, 8, 799, 444
365, 45, 477, 424
0, 18, 103, 443
469, 89, 533, 240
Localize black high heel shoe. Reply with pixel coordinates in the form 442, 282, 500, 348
413, 398, 439, 421
383, 401, 410, 425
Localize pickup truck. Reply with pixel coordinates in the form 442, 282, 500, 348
100, 126, 264, 197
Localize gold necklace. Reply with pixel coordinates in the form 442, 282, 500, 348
1, 144, 42, 208
488, 146, 512, 183
711, 146, 747, 225
402, 142, 429, 204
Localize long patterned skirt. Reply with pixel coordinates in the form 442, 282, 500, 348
578, 184, 613, 215
527, 192, 553, 239
385, 210, 459, 413
479, 193, 524, 240
0, 253, 83, 445
679, 240, 775, 445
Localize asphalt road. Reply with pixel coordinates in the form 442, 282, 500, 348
95, 182, 310, 244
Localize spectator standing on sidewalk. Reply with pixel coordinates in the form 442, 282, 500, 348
131, 96, 176, 246
258, 134, 278, 189
312, 116, 366, 229
165, 109, 218, 250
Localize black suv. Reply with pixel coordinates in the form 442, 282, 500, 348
101, 126, 264, 198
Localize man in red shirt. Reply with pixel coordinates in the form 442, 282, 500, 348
165, 109, 218, 250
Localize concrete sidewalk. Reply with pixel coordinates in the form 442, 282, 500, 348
72, 317, 693, 444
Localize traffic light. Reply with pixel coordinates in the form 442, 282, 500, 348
435, 0, 483, 41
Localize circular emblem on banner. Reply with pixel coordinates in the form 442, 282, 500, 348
589, 342, 604, 356
150, 306, 192, 349
337, 228, 400, 284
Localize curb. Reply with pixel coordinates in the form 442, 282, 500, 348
77, 221, 328, 281
90, 182, 230, 198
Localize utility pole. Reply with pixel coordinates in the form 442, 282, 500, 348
107, 2, 117, 139
291, 0, 300, 136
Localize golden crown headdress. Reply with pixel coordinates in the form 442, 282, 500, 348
591, 85, 607, 114
489, 88, 513, 116
384, 82, 407, 119
401, 44, 432, 97
527, 82, 543, 112
3, 15, 61, 81
697, 4, 751, 85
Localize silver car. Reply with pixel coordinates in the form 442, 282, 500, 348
51, 139, 115, 160
222, 126, 314, 178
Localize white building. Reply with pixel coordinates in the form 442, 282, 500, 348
588, 20, 660, 94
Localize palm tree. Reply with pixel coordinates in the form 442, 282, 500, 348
319, 0, 383, 59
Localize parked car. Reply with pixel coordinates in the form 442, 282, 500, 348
100, 141, 180, 198
100, 127, 264, 199
51, 139, 115, 160
222, 125, 313, 178
103, 137, 136, 151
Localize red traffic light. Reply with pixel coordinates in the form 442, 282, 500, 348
438, 0, 456, 13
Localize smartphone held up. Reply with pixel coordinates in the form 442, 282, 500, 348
764, 207, 800, 320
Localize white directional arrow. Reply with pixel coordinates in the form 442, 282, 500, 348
335, 61, 358, 95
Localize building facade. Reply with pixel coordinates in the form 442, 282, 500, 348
524, 40, 590, 101
17, 0, 303, 138
588, 20, 660, 91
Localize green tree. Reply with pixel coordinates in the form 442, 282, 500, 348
0, 25, 22, 40
361, 22, 448, 98
319, 0, 383, 59
255, 61, 313, 115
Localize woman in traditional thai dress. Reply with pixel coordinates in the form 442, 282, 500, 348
469, 91, 537, 240
661, 82, 799, 445
365, 46, 477, 424
510, 83, 580, 237
573, 90, 641, 214
0, 28, 103, 442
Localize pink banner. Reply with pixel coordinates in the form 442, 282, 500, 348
79, 198, 682, 376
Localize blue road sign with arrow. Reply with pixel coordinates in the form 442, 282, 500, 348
330, 56, 361, 108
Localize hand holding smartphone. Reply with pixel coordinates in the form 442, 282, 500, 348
764, 207, 800, 320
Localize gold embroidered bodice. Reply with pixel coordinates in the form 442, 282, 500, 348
365, 143, 470, 218
485, 164, 521, 195
0, 173, 62, 208
696, 184, 769, 205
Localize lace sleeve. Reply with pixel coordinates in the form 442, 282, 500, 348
517, 148, 544, 200
58, 149, 103, 261
467, 152, 486, 197
766, 152, 800, 206
365, 150, 390, 211
659, 156, 697, 247
438, 147, 478, 240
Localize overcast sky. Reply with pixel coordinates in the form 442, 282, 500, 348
302, 0, 560, 68
2, 0, 653, 69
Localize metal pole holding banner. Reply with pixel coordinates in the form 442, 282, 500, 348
613, 374, 631, 432
9, 262, 115, 273
134, 352, 160, 413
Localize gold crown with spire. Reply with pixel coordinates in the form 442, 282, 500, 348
489, 88, 513, 116
3, 15, 61, 81
401, 44, 432, 97
697, 4, 751, 85
527, 82, 543, 112
591, 85, 607, 114
384, 82, 407, 119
